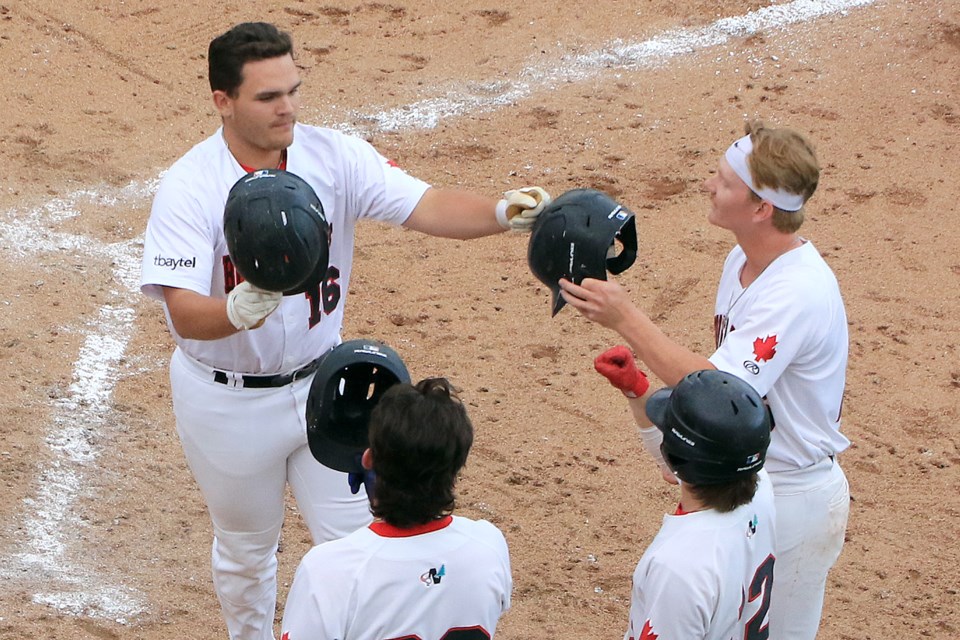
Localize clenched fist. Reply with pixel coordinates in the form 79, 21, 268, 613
594, 345, 650, 398
226, 281, 283, 330
495, 186, 552, 231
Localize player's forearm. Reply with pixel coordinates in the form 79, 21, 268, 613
624, 385, 674, 482
161, 286, 239, 340
403, 188, 505, 239
626, 392, 654, 429
616, 312, 714, 386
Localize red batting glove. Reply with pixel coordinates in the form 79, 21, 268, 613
594, 346, 650, 398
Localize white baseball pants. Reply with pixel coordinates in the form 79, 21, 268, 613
769, 456, 850, 640
170, 348, 372, 640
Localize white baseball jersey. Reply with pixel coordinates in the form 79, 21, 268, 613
709, 241, 850, 472
281, 515, 512, 640
140, 123, 430, 374
625, 471, 776, 640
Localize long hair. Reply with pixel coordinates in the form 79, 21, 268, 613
368, 378, 473, 528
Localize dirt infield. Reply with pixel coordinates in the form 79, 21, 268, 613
1, 1, 958, 638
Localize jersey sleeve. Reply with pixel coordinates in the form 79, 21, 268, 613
349, 139, 430, 226
139, 170, 219, 300
491, 525, 513, 613
627, 558, 712, 640
280, 552, 351, 640
464, 518, 513, 614
708, 276, 819, 397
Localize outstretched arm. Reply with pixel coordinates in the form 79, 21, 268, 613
403, 186, 550, 239
562, 277, 713, 386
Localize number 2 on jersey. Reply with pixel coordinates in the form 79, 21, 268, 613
744, 554, 775, 640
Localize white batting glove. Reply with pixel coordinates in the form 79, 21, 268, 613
495, 186, 552, 231
226, 281, 282, 330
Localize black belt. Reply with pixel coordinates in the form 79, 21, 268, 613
213, 357, 323, 388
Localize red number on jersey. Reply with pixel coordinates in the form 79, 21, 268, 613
386, 625, 490, 640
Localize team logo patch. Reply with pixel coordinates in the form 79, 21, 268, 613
627, 618, 659, 640
752, 335, 778, 362
747, 514, 759, 538
639, 620, 659, 640
245, 169, 278, 182
609, 205, 629, 221
420, 564, 445, 587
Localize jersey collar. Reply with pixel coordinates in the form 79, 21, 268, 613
237, 149, 288, 174
370, 515, 453, 538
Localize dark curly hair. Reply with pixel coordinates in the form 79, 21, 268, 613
208, 22, 293, 96
368, 378, 473, 528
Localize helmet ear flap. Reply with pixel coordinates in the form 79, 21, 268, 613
606, 215, 637, 275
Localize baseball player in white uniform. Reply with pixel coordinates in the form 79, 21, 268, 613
559, 121, 850, 640
140, 22, 542, 640
593, 352, 776, 640
281, 378, 511, 640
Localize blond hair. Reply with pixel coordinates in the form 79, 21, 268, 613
744, 120, 819, 233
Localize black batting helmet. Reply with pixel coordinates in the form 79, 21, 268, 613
645, 370, 771, 485
223, 169, 330, 295
527, 188, 638, 316
306, 340, 411, 473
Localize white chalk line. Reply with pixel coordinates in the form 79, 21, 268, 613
0, 0, 878, 625
1, 182, 157, 624
330, 0, 878, 136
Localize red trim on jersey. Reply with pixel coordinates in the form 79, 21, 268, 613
238, 151, 287, 174
370, 515, 453, 538
674, 503, 691, 516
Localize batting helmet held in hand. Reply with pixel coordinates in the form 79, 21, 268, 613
645, 370, 772, 485
306, 340, 411, 473
527, 188, 638, 316
223, 169, 330, 295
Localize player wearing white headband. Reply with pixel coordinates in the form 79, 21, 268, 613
558, 120, 850, 640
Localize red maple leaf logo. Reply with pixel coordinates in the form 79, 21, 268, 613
753, 335, 778, 362
281, 633, 290, 640
640, 620, 659, 640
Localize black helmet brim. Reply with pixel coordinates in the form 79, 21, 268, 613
644, 386, 673, 433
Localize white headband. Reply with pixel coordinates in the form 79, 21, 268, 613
724, 134, 805, 212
